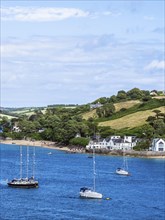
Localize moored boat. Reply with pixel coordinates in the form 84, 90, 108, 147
8, 177, 38, 188
80, 187, 102, 199
115, 148, 130, 176
116, 168, 130, 176
8, 146, 39, 189
80, 147, 103, 199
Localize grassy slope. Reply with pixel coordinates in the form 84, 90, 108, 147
0, 113, 18, 119
114, 100, 141, 111
82, 100, 141, 120
99, 106, 164, 129
82, 109, 97, 120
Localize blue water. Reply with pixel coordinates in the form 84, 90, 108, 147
0, 144, 165, 220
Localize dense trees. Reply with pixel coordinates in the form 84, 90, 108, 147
1, 88, 164, 145
96, 103, 115, 118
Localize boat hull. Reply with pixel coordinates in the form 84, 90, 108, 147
8, 182, 38, 188
8, 179, 39, 188
116, 169, 130, 176
80, 189, 102, 199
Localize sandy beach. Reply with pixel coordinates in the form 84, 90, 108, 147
0, 139, 71, 152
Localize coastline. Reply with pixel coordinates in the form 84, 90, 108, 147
1, 139, 165, 158
0, 139, 71, 152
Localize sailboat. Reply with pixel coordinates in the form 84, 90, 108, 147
116, 148, 130, 176
8, 146, 39, 188
80, 147, 102, 199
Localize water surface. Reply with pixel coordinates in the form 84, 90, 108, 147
0, 144, 164, 219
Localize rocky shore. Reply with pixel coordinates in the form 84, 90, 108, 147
87, 149, 165, 158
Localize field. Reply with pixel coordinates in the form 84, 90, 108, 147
0, 113, 18, 119
82, 100, 141, 120
99, 106, 164, 129
114, 100, 141, 111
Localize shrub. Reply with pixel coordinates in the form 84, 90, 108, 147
69, 137, 90, 147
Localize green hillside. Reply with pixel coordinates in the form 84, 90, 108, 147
0, 113, 18, 120
99, 106, 164, 129
1, 88, 165, 146
82, 100, 141, 120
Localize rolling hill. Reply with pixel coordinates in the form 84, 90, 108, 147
99, 106, 164, 129
82, 100, 142, 120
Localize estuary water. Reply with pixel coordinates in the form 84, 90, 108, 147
0, 144, 165, 220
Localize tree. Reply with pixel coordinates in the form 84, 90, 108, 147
109, 95, 117, 103
153, 119, 165, 136
127, 88, 143, 100
116, 90, 127, 100
69, 137, 90, 147
96, 103, 115, 118
152, 110, 161, 119
93, 97, 108, 104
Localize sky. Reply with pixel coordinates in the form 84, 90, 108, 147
1, 0, 164, 107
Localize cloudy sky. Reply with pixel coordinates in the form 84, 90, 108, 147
1, 0, 164, 107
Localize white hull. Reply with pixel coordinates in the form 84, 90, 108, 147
80, 189, 102, 199
116, 169, 129, 176
80, 148, 103, 199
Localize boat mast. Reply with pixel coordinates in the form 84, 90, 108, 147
123, 147, 128, 171
93, 147, 96, 191
26, 146, 29, 179
20, 146, 23, 179
32, 146, 35, 178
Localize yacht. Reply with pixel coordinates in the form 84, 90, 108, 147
80, 148, 103, 199
8, 146, 39, 188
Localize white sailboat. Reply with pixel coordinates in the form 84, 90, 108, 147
116, 148, 130, 176
8, 146, 39, 188
80, 147, 102, 199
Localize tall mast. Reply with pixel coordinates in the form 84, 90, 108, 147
20, 146, 22, 179
32, 146, 35, 178
93, 147, 96, 191
26, 146, 29, 179
123, 147, 128, 171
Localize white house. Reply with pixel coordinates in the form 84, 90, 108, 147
86, 136, 137, 151
12, 126, 21, 132
90, 102, 103, 109
151, 138, 165, 151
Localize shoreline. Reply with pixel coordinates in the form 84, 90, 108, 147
1, 139, 165, 159
0, 139, 71, 152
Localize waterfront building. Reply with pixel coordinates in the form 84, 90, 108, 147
150, 138, 165, 151
86, 136, 137, 151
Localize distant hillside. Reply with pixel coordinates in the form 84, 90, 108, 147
0, 113, 18, 120
82, 100, 141, 120
1, 88, 164, 145
99, 106, 164, 129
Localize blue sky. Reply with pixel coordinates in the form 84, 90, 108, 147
1, 0, 164, 107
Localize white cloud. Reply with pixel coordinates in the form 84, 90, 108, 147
1, 6, 122, 22
1, 35, 164, 106
1, 7, 89, 21
144, 60, 165, 70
